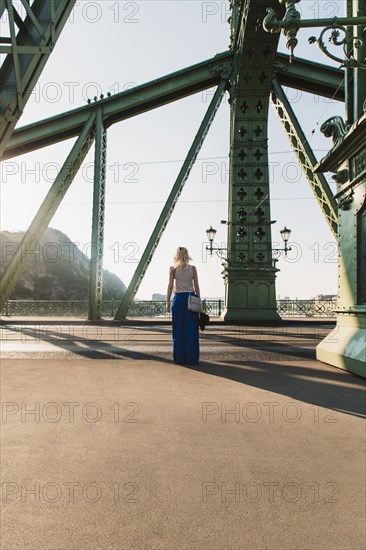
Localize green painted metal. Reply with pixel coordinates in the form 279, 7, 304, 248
352, 1, 366, 120
0, 0, 76, 158
2, 51, 234, 160
2, 52, 344, 161
274, 53, 344, 101
114, 80, 228, 320
316, 113, 366, 376
315, 0, 366, 376
271, 78, 338, 238
3, 0, 363, 359
0, 113, 96, 311
0, 0, 6, 18
88, 110, 107, 321
223, 0, 284, 321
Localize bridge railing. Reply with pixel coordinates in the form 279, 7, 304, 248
1, 299, 336, 318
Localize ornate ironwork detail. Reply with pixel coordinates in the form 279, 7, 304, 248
240, 101, 248, 113
254, 187, 265, 200
236, 227, 247, 238
352, 150, 366, 179
254, 149, 262, 161
263, 1, 301, 62
1, 299, 337, 318
320, 116, 348, 146
257, 253, 265, 261
208, 60, 232, 79
239, 126, 247, 137
309, 25, 366, 70
254, 125, 262, 137
332, 169, 349, 184
263, 1, 366, 68
237, 208, 247, 220
338, 190, 354, 211
255, 168, 264, 180
237, 187, 247, 200
239, 149, 247, 161
238, 169, 247, 180
255, 227, 265, 240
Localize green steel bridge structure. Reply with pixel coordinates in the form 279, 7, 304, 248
0, 0, 365, 376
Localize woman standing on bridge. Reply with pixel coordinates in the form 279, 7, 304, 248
166, 247, 200, 365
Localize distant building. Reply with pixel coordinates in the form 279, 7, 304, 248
152, 293, 166, 301
313, 294, 337, 301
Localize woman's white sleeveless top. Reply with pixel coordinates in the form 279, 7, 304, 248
173, 265, 195, 293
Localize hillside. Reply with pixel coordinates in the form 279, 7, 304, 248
0, 228, 126, 300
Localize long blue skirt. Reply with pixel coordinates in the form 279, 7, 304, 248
171, 292, 199, 365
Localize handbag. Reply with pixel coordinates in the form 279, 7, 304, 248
187, 294, 202, 313
199, 312, 210, 331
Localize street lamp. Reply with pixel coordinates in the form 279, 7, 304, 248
206, 226, 227, 260
280, 226, 292, 255
273, 225, 292, 260
206, 226, 217, 247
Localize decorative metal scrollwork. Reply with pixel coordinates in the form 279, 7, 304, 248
263, 1, 366, 69
309, 24, 366, 70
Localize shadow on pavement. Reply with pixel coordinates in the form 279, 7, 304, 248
180, 359, 366, 420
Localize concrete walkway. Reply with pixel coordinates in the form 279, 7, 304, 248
1, 320, 365, 549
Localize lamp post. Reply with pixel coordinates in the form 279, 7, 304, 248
279, 225, 292, 256
206, 224, 291, 262
273, 225, 292, 262
206, 225, 227, 260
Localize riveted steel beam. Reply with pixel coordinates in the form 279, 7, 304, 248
114, 79, 227, 320
0, 113, 96, 311
0, 0, 76, 157
88, 109, 107, 321
271, 78, 338, 238
2, 50, 344, 161
274, 52, 345, 101
3, 51, 234, 160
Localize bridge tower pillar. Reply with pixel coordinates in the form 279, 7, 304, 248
223, 0, 283, 321
316, 1, 366, 376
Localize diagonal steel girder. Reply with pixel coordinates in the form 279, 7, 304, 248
114, 79, 228, 320
0, 0, 76, 157
271, 78, 338, 238
0, 113, 96, 311
2, 51, 344, 161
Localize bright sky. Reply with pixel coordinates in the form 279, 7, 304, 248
0, 0, 346, 299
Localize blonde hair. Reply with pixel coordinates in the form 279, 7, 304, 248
173, 247, 192, 270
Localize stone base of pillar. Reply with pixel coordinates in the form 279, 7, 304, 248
223, 267, 280, 322
223, 307, 281, 322
316, 311, 366, 378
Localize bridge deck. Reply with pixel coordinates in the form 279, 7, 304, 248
1, 321, 365, 549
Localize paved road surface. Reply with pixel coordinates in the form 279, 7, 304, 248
1, 319, 365, 549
